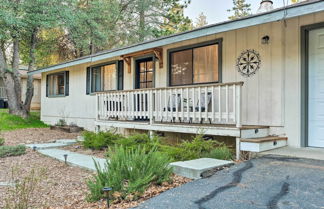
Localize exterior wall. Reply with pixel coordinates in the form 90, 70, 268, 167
40, 11, 324, 146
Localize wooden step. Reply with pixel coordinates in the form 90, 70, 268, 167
240, 127, 270, 139
240, 136, 288, 152
240, 136, 288, 143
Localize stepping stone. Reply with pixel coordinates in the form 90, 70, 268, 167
38, 149, 106, 171
0, 182, 15, 187
55, 139, 78, 145
26, 139, 78, 150
170, 158, 234, 179
26, 142, 69, 150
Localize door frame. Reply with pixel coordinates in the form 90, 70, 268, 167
301, 22, 324, 147
134, 55, 156, 89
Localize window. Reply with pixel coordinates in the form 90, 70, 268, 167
87, 62, 123, 94
46, 72, 69, 97
169, 40, 221, 86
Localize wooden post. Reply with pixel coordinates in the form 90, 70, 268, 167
236, 137, 241, 161
235, 84, 242, 128
95, 93, 99, 121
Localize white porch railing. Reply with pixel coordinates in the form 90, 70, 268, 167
0, 87, 6, 99
96, 82, 243, 128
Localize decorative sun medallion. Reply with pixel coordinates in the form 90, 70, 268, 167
236, 49, 261, 77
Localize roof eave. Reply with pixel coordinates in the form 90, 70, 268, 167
28, 0, 324, 75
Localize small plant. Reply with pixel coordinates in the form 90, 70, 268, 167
55, 119, 67, 127
69, 122, 77, 127
0, 137, 4, 146
86, 145, 173, 202
204, 145, 233, 160
0, 145, 26, 158
82, 131, 123, 150
4, 167, 47, 209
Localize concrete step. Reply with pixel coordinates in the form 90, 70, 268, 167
240, 136, 287, 152
169, 158, 234, 179
37, 149, 106, 171
240, 127, 269, 139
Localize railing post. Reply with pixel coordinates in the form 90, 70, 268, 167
235, 84, 242, 128
96, 94, 99, 121
149, 90, 153, 125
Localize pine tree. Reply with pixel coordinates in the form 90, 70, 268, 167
227, 0, 252, 20
194, 12, 208, 28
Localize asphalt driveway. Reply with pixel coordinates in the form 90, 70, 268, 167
136, 155, 324, 209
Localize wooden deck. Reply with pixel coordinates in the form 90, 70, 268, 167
95, 119, 269, 138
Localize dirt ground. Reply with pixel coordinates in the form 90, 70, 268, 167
0, 128, 191, 208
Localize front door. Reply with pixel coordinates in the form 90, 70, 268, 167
134, 57, 154, 120
308, 27, 324, 147
135, 57, 154, 89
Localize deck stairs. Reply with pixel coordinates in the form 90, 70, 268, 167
239, 127, 287, 153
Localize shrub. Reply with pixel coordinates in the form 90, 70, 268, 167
158, 145, 184, 161
86, 145, 172, 202
0, 138, 4, 146
114, 134, 160, 153
4, 167, 47, 209
0, 145, 26, 158
204, 145, 233, 160
82, 131, 123, 150
55, 119, 67, 127
177, 134, 217, 160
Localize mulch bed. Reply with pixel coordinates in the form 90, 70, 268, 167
0, 128, 192, 208
0, 128, 80, 146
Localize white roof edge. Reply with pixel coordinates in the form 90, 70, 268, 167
29, 0, 324, 75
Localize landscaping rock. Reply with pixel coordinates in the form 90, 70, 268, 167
170, 158, 234, 179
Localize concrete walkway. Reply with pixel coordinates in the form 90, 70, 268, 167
260, 146, 324, 161
135, 155, 324, 209
38, 148, 106, 171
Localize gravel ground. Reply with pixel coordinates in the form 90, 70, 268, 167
0, 128, 191, 208
0, 128, 80, 146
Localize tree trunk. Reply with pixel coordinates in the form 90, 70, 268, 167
24, 28, 38, 112
4, 39, 28, 118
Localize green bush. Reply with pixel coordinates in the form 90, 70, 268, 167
0, 145, 26, 158
82, 131, 123, 150
0, 138, 4, 146
86, 145, 173, 202
179, 135, 216, 160
204, 146, 233, 160
114, 134, 160, 153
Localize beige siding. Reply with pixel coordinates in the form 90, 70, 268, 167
41, 11, 324, 147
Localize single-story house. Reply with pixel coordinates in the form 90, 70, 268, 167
28, 0, 324, 159
0, 68, 41, 110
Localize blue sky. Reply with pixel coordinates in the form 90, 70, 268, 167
184, 0, 292, 24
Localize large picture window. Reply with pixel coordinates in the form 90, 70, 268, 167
169, 40, 221, 86
87, 61, 123, 94
46, 72, 69, 97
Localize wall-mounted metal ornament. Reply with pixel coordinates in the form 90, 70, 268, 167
236, 49, 261, 77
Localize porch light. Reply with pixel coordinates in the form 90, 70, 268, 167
63, 154, 68, 164
261, 35, 270, 44
102, 187, 112, 208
